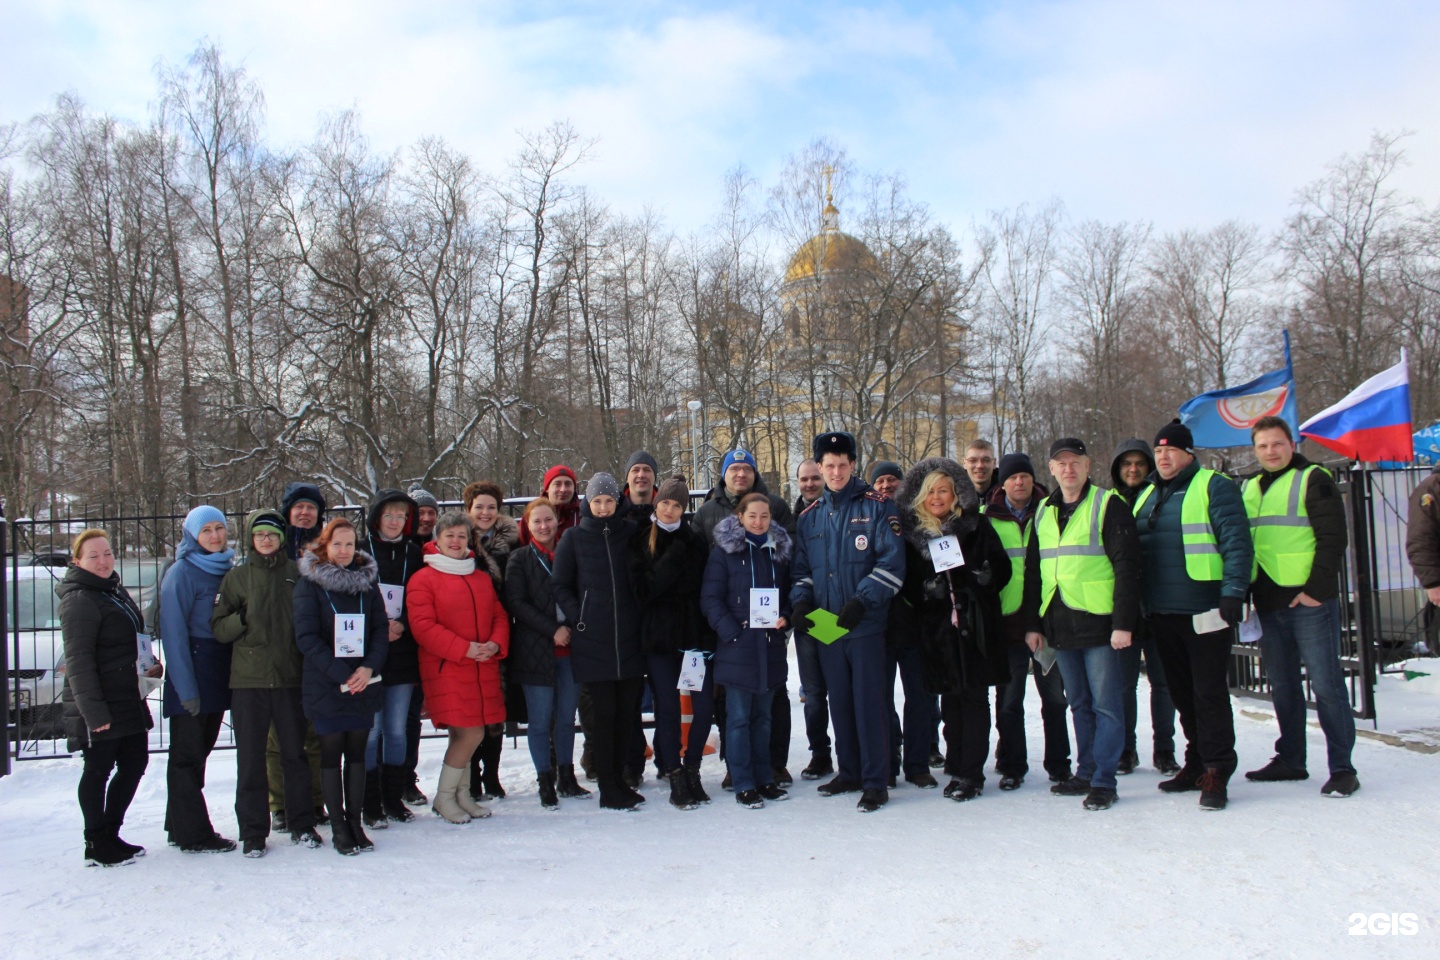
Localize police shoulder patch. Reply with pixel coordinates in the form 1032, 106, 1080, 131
888, 516, 902, 536
1424, 493, 1436, 509
864, 490, 891, 502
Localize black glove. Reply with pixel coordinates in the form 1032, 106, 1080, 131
181, 697, 202, 716
791, 601, 815, 635
974, 561, 993, 588
1219, 596, 1245, 627
836, 598, 867, 630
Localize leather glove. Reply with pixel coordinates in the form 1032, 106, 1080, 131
182, 697, 202, 716
1219, 596, 1245, 627
836, 598, 866, 630
974, 561, 993, 588
791, 601, 815, 635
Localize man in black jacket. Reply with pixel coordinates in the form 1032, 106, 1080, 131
1241, 417, 1357, 797
794, 458, 823, 518
1023, 438, 1143, 811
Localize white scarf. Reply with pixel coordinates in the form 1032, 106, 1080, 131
654, 517, 682, 533
424, 552, 476, 576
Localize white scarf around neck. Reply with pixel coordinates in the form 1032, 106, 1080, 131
424, 552, 476, 576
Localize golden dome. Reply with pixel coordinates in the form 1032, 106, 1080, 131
784, 221, 882, 284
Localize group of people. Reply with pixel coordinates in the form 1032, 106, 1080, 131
58, 415, 1369, 867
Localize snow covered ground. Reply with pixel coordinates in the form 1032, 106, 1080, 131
2, 672, 1437, 960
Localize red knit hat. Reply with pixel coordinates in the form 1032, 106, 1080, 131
543, 464, 577, 492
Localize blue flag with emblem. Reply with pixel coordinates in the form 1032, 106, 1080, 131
1178, 332, 1299, 449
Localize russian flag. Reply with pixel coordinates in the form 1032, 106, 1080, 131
1299, 353, 1413, 462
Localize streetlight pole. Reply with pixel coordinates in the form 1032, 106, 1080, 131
687, 400, 702, 488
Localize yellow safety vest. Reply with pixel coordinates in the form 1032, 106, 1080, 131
1133, 469, 1223, 581
992, 514, 1032, 617
1037, 486, 1116, 616
1242, 464, 1322, 587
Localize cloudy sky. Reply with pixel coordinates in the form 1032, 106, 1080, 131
3, 0, 1438, 236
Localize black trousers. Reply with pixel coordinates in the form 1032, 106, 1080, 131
78, 731, 149, 832
585, 677, 644, 786
166, 711, 225, 845
1149, 614, 1238, 773
941, 685, 993, 783
232, 688, 313, 839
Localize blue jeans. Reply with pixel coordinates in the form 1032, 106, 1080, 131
1054, 645, 1125, 791
522, 658, 581, 774
725, 685, 777, 793
1258, 600, 1356, 775
366, 682, 414, 769
795, 633, 831, 760
1119, 631, 1176, 754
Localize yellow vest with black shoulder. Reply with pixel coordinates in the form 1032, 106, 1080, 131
992, 516, 1031, 616
1242, 464, 1323, 587
1133, 469, 1223, 581
1037, 486, 1116, 616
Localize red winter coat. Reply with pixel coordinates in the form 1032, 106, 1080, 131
408, 550, 510, 728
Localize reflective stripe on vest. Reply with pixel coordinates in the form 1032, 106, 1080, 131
1242, 464, 1319, 587
1132, 469, 1223, 582
993, 518, 1032, 617
1036, 486, 1115, 617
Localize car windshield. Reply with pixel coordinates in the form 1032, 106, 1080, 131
8, 576, 63, 631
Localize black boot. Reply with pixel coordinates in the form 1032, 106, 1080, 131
1159, 763, 1204, 793
684, 766, 712, 804
597, 776, 640, 812
556, 764, 592, 799
321, 770, 357, 856
381, 765, 415, 823
480, 734, 506, 799
345, 763, 374, 852
667, 769, 698, 811
84, 828, 135, 867
109, 825, 145, 859
362, 767, 388, 829
403, 769, 427, 806
538, 769, 559, 809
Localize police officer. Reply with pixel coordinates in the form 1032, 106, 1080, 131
1241, 416, 1358, 798
791, 431, 906, 812
1133, 420, 1253, 811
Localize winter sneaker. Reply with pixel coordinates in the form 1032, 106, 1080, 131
684, 767, 712, 804
948, 778, 983, 802
1083, 788, 1118, 811
735, 789, 765, 809
291, 828, 324, 848
1197, 768, 1228, 810
556, 764, 593, 799
666, 770, 698, 811
904, 771, 939, 789
928, 750, 946, 769
759, 783, 789, 802
721, 771, 734, 791
1116, 750, 1139, 775
538, 770, 560, 810
1153, 750, 1181, 776
1245, 757, 1309, 782
270, 809, 288, 833
1158, 765, 1203, 793
856, 788, 889, 813
998, 774, 1024, 791
83, 830, 135, 867
1320, 772, 1361, 798
243, 838, 267, 858
817, 776, 862, 797
772, 766, 793, 787
109, 828, 145, 859
180, 834, 238, 854
1049, 776, 1091, 797
801, 755, 835, 780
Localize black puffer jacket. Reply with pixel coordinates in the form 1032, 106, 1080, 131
362, 488, 424, 686
693, 473, 796, 547
281, 482, 327, 560
58, 566, 153, 750
505, 544, 565, 687
630, 517, 710, 656
894, 457, 1012, 694
551, 511, 644, 684
293, 551, 389, 726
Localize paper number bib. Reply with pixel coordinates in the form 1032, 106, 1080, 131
928, 535, 964, 571
749, 587, 780, 628
334, 613, 366, 658
677, 650, 707, 691
379, 583, 405, 620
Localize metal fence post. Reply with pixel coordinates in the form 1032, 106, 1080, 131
1347, 466, 1379, 723
1, 508, 10, 778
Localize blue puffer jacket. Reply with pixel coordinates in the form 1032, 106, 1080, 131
790, 475, 905, 635
160, 535, 234, 718
1134, 460, 1253, 616
292, 551, 389, 727
701, 517, 792, 694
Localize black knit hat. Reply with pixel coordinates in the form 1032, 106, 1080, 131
1154, 419, 1195, 455
996, 452, 1035, 485
868, 460, 903, 484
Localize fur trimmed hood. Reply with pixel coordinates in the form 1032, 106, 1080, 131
298, 549, 379, 594
712, 514, 793, 563
896, 457, 979, 549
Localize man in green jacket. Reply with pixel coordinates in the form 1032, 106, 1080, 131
212, 510, 321, 855
1133, 421, 1253, 811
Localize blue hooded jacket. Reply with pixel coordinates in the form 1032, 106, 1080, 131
160, 520, 235, 717
701, 517, 792, 693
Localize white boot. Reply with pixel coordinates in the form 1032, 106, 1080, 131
454, 781, 492, 820
431, 764, 471, 824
